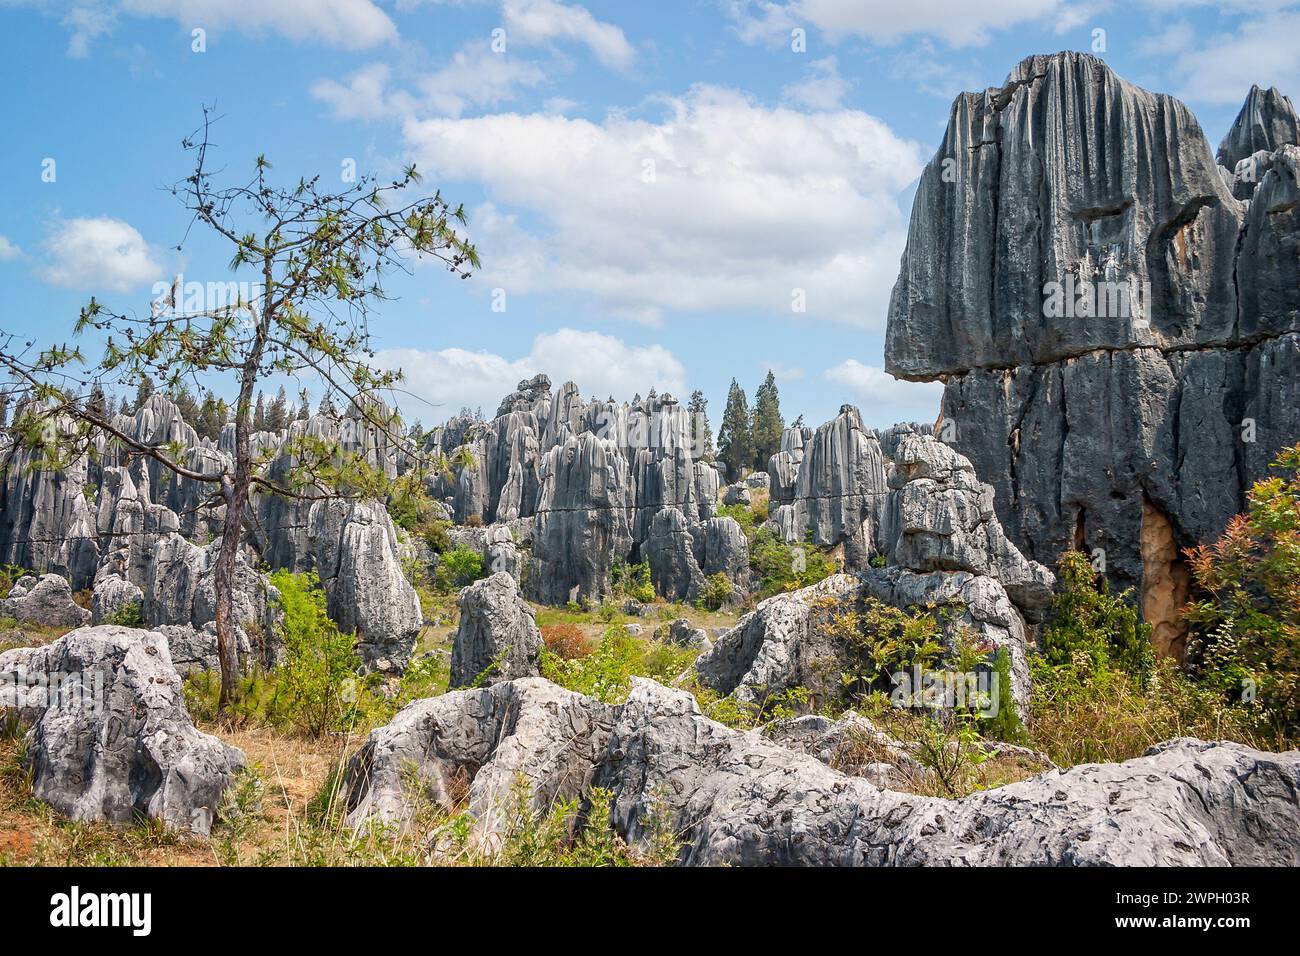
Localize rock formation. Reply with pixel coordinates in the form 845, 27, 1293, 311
450, 571, 542, 688
0, 573, 90, 629
885, 52, 1300, 656
0, 625, 245, 834
342, 676, 1300, 865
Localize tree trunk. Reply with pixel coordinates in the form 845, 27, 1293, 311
213, 474, 250, 708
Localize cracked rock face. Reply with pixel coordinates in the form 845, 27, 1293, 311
0, 625, 245, 835
883, 434, 1055, 618
696, 568, 1035, 713
0, 573, 90, 629
343, 676, 1300, 866
885, 52, 1300, 605
450, 572, 542, 688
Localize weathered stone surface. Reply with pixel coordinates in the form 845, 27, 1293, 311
528, 434, 633, 604
787, 405, 889, 567
884, 52, 1300, 609
1217, 85, 1300, 180
450, 572, 542, 688
763, 712, 929, 789
691, 516, 750, 591
858, 566, 1033, 709
658, 618, 711, 651
883, 433, 1054, 618
0, 573, 90, 629
721, 483, 751, 507
90, 573, 144, 625
0, 625, 245, 834
342, 677, 614, 842
345, 676, 1300, 866
694, 574, 859, 708
643, 507, 705, 603
313, 499, 422, 673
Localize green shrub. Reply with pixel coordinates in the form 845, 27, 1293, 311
1042, 550, 1153, 678
266, 569, 382, 737
749, 528, 837, 597
698, 572, 733, 611
436, 546, 487, 592
611, 560, 654, 604
1185, 444, 1300, 735
103, 601, 144, 628
541, 624, 695, 703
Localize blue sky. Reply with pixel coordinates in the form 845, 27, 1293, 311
2, 0, 1296, 430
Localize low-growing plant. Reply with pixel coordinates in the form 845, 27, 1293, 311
103, 600, 144, 628
542, 623, 594, 660
698, 572, 733, 611
436, 545, 487, 592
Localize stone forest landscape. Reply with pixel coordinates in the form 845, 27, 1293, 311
0, 0, 1298, 913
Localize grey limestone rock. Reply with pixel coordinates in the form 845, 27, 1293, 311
0, 625, 245, 835
0, 573, 90, 629
450, 571, 542, 688
344, 676, 1300, 866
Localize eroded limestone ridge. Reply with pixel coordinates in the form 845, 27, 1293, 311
884, 51, 1300, 655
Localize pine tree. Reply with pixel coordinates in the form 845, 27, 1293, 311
717, 379, 752, 482
197, 391, 221, 440
170, 385, 200, 424
253, 392, 267, 431
687, 389, 714, 459
750, 370, 785, 471
132, 374, 155, 413
266, 386, 289, 431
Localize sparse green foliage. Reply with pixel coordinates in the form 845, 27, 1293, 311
1185, 444, 1300, 733
699, 572, 733, 611
436, 546, 486, 592
1042, 550, 1153, 678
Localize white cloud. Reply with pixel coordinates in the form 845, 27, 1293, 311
62, 4, 117, 57
37, 217, 164, 292
823, 359, 943, 422
1136, 20, 1194, 58
503, 0, 635, 70
782, 56, 850, 109
0, 236, 21, 261
375, 329, 687, 418
1166, 11, 1300, 104
727, 0, 1061, 48
35, 0, 398, 55
402, 85, 924, 327
314, 44, 548, 120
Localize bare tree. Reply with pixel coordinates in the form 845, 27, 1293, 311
0, 109, 478, 705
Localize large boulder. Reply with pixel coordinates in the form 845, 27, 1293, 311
0, 625, 245, 835
343, 677, 613, 842
344, 676, 1300, 866
450, 572, 542, 688
0, 574, 90, 629
697, 568, 1035, 712
694, 574, 859, 708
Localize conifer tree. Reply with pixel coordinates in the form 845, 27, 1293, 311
751, 370, 785, 471
717, 379, 752, 482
